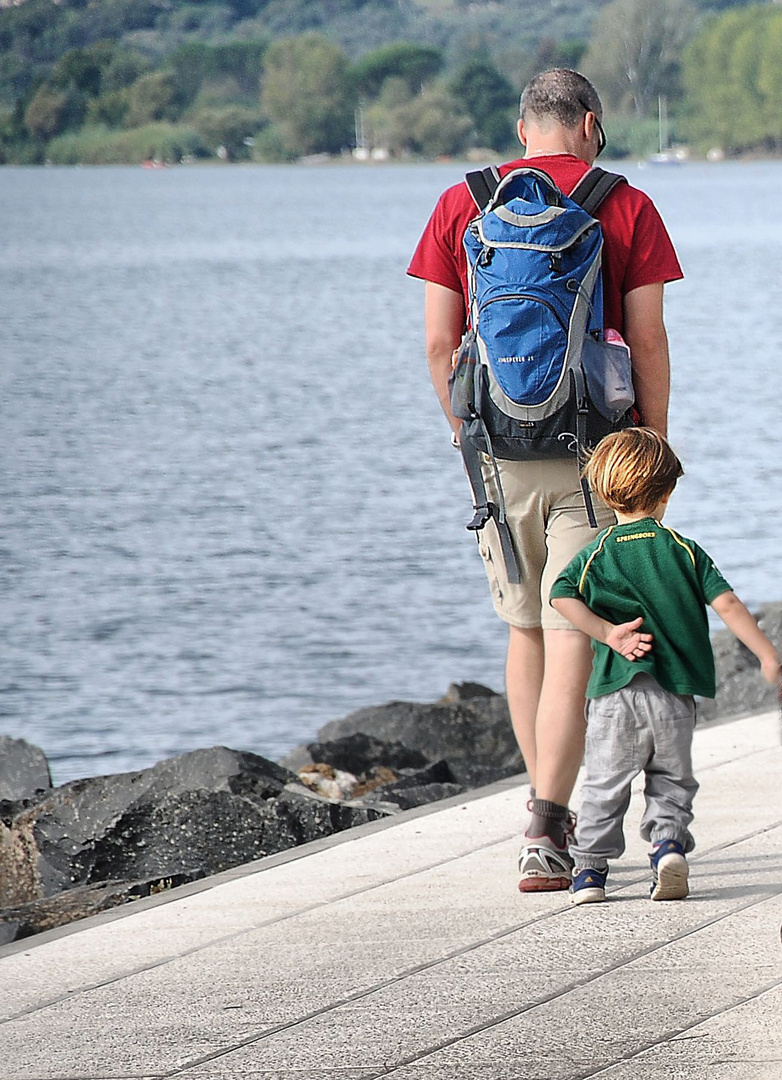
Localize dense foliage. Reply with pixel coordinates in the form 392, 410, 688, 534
681, 4, 782, 152
0, 0, 774, 163
582, 0, 697, 118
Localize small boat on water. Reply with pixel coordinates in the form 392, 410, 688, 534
647, 95, 686, 166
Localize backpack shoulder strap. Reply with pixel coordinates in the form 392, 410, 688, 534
569, 167, 627, 217
464, 166, 501, 211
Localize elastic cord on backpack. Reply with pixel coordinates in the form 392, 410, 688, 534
458, 366, 521, 585
571, 367, 599, 529
565, 277, 598, 330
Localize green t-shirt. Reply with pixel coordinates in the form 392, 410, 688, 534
550, 518, 731, 699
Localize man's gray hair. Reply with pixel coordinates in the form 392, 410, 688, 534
520, 68, 603, 126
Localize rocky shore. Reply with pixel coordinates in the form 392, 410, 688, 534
1, 603, 779, 945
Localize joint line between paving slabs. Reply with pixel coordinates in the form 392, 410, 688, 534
163, 877, 782, 1077
159, 898, 582, 1076
696, 740, 782, 776
575, 974, 782, 1079
13, 1075, 168, 1080
342, 887, 782, 1080
2, 830, 520, 1024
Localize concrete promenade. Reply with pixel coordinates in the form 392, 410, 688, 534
1, 708, 780, 1080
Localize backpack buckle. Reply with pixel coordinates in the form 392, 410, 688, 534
467, 504, 492, 531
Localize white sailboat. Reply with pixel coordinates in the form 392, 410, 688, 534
353, 106, 370, 161
648, 95, 685, 165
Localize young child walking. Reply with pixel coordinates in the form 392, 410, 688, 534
549, 428, 781, 905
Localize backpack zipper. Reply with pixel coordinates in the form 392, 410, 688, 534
477, 293, 568, 332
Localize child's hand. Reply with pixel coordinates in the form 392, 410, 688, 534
760, 655, 782, 686
606, 617, 653, 662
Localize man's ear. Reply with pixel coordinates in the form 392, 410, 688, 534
517, 117, 527, 147
583, 111, 596, 142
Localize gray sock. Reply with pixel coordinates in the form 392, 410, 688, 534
527, 798, 569, 848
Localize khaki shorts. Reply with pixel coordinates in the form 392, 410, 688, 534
476, 457, 615, 631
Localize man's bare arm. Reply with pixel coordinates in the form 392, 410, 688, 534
424, 281, 465, 435
623, 281, 670, 437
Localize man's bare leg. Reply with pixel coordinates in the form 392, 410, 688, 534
533, 627, 592, 805
505, 625, 545, 787
517, 628, 592, 892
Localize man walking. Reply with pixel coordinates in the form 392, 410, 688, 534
407, 69, 683, 890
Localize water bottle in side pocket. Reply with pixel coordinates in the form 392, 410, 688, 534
581, 329, 635, 422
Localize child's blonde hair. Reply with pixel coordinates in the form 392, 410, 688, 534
585, 428, 684, 515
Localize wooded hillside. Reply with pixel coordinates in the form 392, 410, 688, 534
0, 0, 770, 163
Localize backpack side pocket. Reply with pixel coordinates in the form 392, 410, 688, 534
580, 334, 635, 422
449, 331, 480, 420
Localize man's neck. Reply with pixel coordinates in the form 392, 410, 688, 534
521, 126, 593, 164
524, 149, 579, 159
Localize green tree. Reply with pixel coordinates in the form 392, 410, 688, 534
351, 42, 443, 99
81, 49, 148, 129
24, 84, 84, 140
190, 104, 264, 158
225, 0, 269, 15
0, 53, 34, 107
168, 40, 267, 107
582, 0, 697, 117
51, 42, 116, 97
125, 71, 182, 128
524, 37, 587, 82
682, 5, 782, 152
367, 83, 472, 158
0, 97, 38, 162
101, 50, 151, 95
405, 87, 472, 157
449, 58, 516, 150
261, 33, 354, 155
756, 12, 782, 147
86, 89, 129, 128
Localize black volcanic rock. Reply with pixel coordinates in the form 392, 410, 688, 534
0, 746, 385, 919
311, 682, 522, 771
307, 733, 429, 776
0, 737, 52, 803
0, 872, 204, 945
357, 760, 463, 811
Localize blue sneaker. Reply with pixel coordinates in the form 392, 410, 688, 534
570, 866, 607, 905
650, 839, 689, 901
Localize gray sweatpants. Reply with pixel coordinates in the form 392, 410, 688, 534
571, 672, 699, 872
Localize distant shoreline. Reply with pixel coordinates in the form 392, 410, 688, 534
4, 153, 782, 169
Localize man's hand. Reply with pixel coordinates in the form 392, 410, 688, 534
605, 616, 653, 661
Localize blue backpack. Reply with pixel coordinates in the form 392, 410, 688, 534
449, 165, 635, 583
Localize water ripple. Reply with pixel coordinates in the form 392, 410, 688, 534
1, 161, 780, 783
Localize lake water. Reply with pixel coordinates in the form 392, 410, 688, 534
1, 161, 780, 785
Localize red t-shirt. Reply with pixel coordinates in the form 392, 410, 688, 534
407, 154, 683, 335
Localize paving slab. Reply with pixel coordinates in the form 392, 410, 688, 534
1, 710, 780, 1080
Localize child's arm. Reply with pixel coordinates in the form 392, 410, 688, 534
710, 591, 781, 684
551, 597, 653, 661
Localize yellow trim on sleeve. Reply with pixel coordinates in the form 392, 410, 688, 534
659, 522, 696, 567
578, 526, 615, 594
